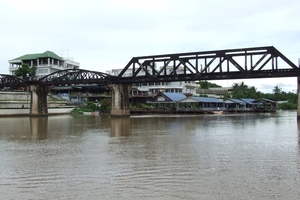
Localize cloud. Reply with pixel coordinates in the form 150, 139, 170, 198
0, 0, 299, 92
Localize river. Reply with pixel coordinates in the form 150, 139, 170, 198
0, 111, 300, 199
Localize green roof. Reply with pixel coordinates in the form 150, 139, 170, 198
11, 50, 63, 61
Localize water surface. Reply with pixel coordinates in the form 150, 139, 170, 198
0, 111, 299, 199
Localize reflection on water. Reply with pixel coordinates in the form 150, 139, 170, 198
0, 111, 300, 199
111, 117, 131, 137
297, 119, 300, 151
30, 117, 48, 140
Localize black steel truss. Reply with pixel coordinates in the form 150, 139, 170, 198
0, 74, 27, 88
0, 46, 299, 88
116, 46, 300, 83
38, 69, 112, 86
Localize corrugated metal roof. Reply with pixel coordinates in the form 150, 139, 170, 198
196, 89, 229, 95
162, 92, 186, 102
253, 98, 276, 103
240, 98, 255, 104
191, 97, 224, 103
229, 99, 246, 104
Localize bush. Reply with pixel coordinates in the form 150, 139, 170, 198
70, 108, 84, 114
99, 98, 111, 112
130, 103, 155, 110
277, 102, 297, 110
71, 101, 99, 113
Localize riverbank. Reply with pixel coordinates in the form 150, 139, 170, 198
0, 108, 75, 117
130, 109, 276, 115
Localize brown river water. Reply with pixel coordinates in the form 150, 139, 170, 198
0, 111, 300, 200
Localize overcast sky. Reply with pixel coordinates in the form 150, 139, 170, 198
0, 0, 299, 93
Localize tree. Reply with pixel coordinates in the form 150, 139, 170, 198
231, 82, 248, 98
231, 82, 260, 99
273, 86, 282, 102
247, 86, 258, 99
14, 64, 36, 78
197, 81, 221, 89
199, 81, 209, 89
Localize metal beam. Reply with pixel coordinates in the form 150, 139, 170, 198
116, 46, 299, 83
0, 46, 298, 88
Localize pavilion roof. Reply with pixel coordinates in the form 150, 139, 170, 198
11, 50, 63, 61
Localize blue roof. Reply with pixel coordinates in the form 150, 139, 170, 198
240, 98, 255, 104
162, 92, 186, 102
253, 98, 276, 103
229, 99, 246, 104
192, 97, 224, 103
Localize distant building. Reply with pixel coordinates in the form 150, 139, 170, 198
106, 66, 199, 96
196, 87, 232, 98
9, 50, 80, 78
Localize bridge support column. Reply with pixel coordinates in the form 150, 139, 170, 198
109, 84, 130, 117
29, 85, 49, 115
297, 77, 300, 120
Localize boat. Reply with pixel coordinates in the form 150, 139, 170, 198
208, 110, 223, 114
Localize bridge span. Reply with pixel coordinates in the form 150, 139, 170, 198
0, 46, 300, 116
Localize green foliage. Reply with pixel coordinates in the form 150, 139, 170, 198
273, 85, 282, 101
14, 64, 36, 78
70, 108, 84, 114
198, 81, 209, 89
283, 91, 297, 104
71, 101, 100, 113
231, 82, 250, 98
231, 82, 267, 99
230, 83, 298, 110
277, 102, 297, 110
130, 103, 155, 110
99, 98, 111, 112
197, 81, 221, 89
222, 93, 231, 99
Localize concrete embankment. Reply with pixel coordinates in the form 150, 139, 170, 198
0, 108, 75, 116
0, 91, 76, 116
0, 91, 71, 108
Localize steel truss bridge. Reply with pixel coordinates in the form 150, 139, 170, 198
0, 46, 299, 88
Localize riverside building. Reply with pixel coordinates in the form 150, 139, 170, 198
8, 50, 80, 78
106, 66, 199, 97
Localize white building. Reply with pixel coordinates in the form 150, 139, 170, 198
106, 66, 199, 96
9, 50, 80, 78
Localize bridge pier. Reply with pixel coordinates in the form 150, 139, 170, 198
28, 85, 49, 115
109, 84, 130, 117
297, 77, 300, 120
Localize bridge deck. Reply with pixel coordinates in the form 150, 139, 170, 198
0, 46, 299, 88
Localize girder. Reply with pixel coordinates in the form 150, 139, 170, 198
116, 46, 300, 83
38, 69, 113, 86
0, 74, 27, 88
0, 46, 299, 88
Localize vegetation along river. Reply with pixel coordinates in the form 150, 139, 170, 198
0, 111, 300, 199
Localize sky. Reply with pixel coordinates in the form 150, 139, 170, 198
0, 0, 299, 93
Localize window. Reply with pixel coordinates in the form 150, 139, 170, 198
38, 68, 49, 74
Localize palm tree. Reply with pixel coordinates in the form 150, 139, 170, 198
247, 86, 258, 99
273, 85, 282, 102
231, 82, 248, 98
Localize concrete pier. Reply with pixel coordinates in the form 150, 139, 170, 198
109, 84, 130, 117
29, 85, 49, 115
297, 77, 300, 120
